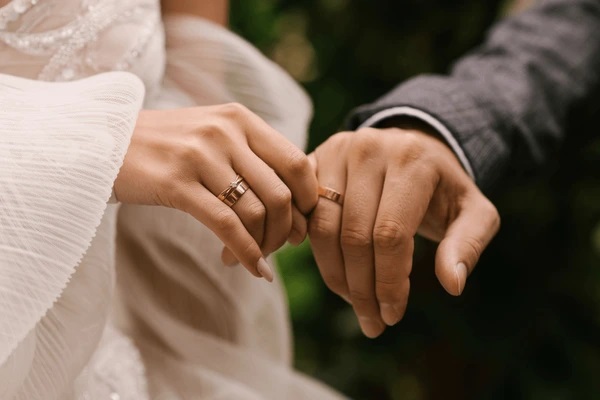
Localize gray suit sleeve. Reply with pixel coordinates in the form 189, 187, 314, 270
348, 0, 600, 190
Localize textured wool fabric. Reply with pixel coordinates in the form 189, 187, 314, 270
349, 0, 600, 192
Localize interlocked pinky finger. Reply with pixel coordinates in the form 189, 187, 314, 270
309, 195, 348, 300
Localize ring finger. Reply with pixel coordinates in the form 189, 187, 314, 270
308, 152, 348, 302
220, 186, 266, 266
200, 158, 268, 259
232, 149, 294, 256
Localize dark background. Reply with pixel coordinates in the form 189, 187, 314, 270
230, 1, 600, 399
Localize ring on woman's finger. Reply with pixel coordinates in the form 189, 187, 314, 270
318, 185, 344, 206
218, 174, 250, 207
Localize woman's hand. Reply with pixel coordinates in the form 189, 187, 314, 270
308, 126, 500, 337
114, 103, 318, 281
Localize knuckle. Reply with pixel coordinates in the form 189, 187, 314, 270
245, 199, 266, 227
197, 122, 227, 142
308, 214, 338, 239
373, 220, 409, 250
402, 150, 426, 167
173, 138, 200, 161
340, 227, 373, 251
375, 269, 403, 287
400, 130, 425, 149
399, 131, 423, 149
348, 288, 374, 304
463, 235, 484, 261
351, 130, 382, 161
322, 273, 347, 296
213, 208, 237, 231
325, 131, 352, 148
271, 183, 292, 207
483, 199, 501, 231
286, 149, 311, 176
220, 102, 249, 117
395, 133, 427, 165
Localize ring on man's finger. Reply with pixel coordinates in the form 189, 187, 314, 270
318, 186, 344, 206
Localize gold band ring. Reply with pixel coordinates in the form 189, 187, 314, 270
218, 175, 250, 207
318, 186, 344, 206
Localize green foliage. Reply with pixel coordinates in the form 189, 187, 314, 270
231, 1, 600, 399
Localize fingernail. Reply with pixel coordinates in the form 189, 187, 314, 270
257, 258, 274, 283
380, 303, 402, 326
455, 262, 468, 295
358, 317, 384, 339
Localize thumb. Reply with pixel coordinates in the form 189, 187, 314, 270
435, 196, 500, 296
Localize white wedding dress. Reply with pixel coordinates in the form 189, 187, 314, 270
0, 0, 345, 399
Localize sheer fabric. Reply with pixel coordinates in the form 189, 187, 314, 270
0, 73, 146, 400
0, 0, 343, 399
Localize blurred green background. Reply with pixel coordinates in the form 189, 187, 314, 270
230, 1, 600, 399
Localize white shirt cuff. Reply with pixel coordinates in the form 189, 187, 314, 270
358, 106, 476, 180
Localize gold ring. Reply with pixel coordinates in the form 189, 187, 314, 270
218, 175, 250, 207
318, 186, 344, 206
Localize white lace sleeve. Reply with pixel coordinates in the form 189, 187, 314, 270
0, 71, 144, 372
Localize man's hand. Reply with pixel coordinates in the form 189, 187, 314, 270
308, 126, 500, 338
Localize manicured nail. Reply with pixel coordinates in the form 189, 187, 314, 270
358, 317, 384, 339
380, 303, 402, 326
455, 262, 468, 295
257, 258, 274, 283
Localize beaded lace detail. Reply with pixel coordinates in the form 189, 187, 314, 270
39, 2, 159, 81
0, 0, 161, 82
0, 0, 40, 30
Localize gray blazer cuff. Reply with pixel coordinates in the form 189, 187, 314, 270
348, 76, 510, 191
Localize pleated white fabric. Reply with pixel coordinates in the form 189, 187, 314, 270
0, 0, 346, 398
0, 72, 145, 399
